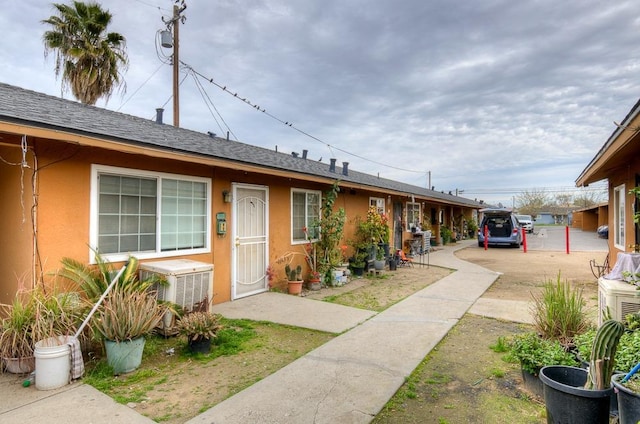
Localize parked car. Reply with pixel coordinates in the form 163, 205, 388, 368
478, 208, 522, 248
597, 225, 608, 239
515, 214, 534, 233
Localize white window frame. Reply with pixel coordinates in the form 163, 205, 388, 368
291, 188, 321, 244
614, 184, 626, 250
369, 197, 385, 214
406, 202, 421, 231
89, 164, 211, 263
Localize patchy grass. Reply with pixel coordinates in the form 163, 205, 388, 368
372, 315, 546, 424
84, 318, 334, 423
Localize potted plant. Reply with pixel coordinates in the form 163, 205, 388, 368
349, 250, 368, 277
0, 293, 36, 374
307, 270, 322, 291
505, 273, 589, 400
285, 264, 303, 295
94, 286, 167, 375
373, 245, 386, 271
301, 227, 322, 290
506, 332, 578, 399
313, 182, 347, 285
612, 370, 640, 424
440, 225, 452, 245
597, 312, 640, 423
540, 319, 625, 424
177, 311, 222, 354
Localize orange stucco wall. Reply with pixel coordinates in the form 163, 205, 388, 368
0, 141, 36, 303
606, 163, 640, 268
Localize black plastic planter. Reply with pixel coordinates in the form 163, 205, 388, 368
188, 337, 212, 354
612, 374, 640, 424
520, 367, 543, 400
539, 366, 612, 424
388, 257, 397, 271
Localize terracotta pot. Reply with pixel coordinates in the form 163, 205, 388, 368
288, 280, 303, 295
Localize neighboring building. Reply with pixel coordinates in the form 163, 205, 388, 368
0, 83, 481, 305
534, 208, 572, 225
571, 202, 608, 232
576, 98, 640, 264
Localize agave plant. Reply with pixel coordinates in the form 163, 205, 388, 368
94, 287, 167, 342
177, 312, 223, 342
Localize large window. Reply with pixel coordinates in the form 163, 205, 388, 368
291, 189, 321, 242
91, 165, 211, 261
614, 184, 626, 249
406, 202, 421, 231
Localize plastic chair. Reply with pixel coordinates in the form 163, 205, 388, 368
397, 249, 414, 267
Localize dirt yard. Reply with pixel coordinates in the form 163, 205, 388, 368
373, 246, 604, 424
82, 244, 604, 423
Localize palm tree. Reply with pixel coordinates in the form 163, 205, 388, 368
42, 1, 129, 105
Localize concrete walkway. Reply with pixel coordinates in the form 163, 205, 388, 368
187, 240, 502, 423
1, 240, 510, 424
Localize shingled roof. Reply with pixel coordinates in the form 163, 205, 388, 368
0, 82, 481, 208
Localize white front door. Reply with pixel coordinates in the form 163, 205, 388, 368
232, 184, 269, 299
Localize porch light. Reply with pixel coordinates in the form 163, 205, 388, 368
222, 190, 232, 203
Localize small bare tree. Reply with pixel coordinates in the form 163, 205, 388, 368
515, 188, 549, 218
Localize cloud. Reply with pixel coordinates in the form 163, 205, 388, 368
2, 0, 640, 206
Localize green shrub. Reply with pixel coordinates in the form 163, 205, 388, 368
531, 272, 589, 346
574, 328, 640, 373
505, 332, 578, 375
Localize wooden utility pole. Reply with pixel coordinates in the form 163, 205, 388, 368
172, 4, 180, 127
163, 2, 186, 127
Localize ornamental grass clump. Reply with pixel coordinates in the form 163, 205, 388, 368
95, 287, 166, 342
177, 311, 223, 342
531, 271, 589, 346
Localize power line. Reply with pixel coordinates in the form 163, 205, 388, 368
130, 0, 171, 13
463, 184, 607, 195
182, 62, 428, 175
189, 69, 238, 140
117, 61, 167, 112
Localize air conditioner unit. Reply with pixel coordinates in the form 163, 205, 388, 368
598, 277, 640, 325
140, 259, 214, 332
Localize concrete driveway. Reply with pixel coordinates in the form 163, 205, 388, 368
523, 226, 607, 252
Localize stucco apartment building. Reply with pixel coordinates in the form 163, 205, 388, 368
0, 83, 482, 306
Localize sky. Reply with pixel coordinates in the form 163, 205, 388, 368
2, 0, 639, 206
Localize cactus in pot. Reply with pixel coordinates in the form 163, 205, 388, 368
585, 319, 625, 390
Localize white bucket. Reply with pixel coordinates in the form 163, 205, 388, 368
34, 335, 71, 390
